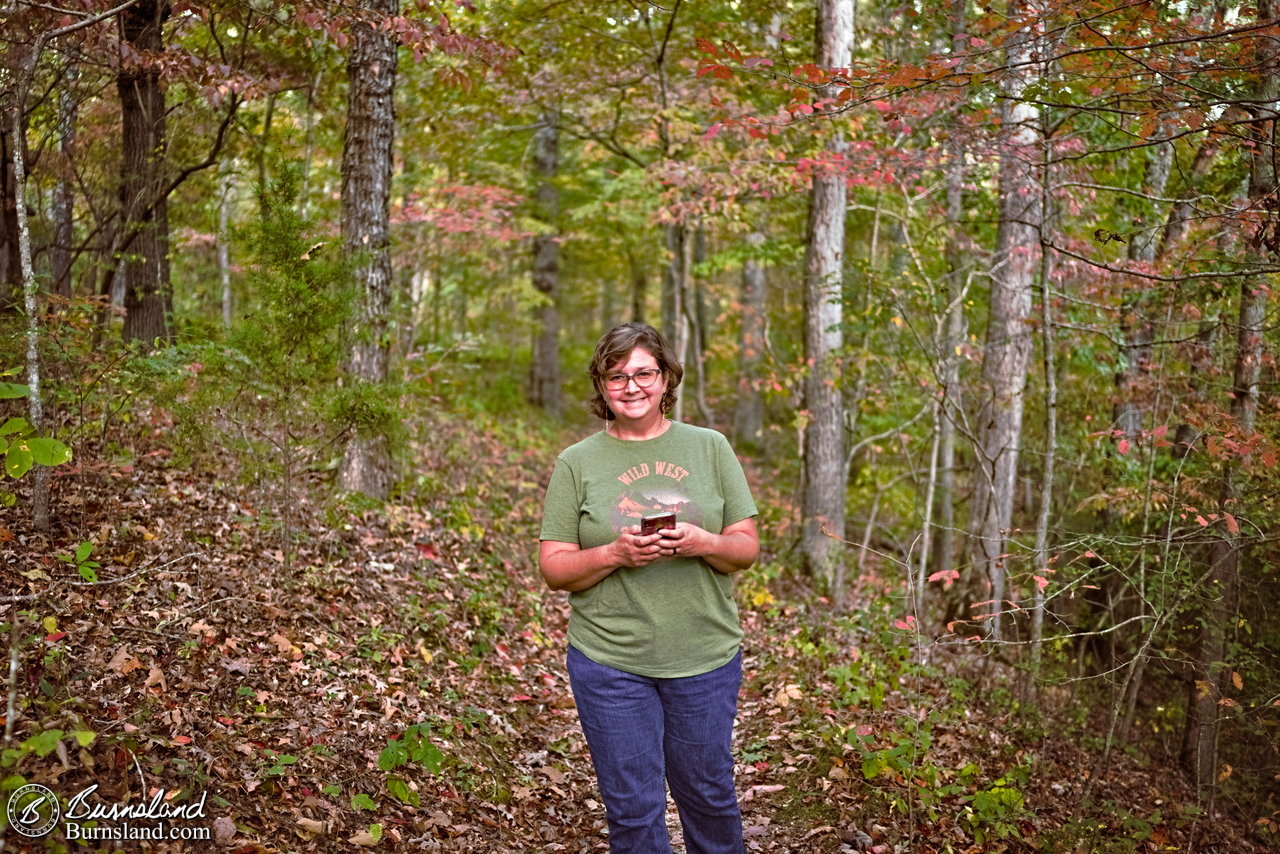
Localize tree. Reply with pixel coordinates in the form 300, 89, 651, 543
801, 0, 852, 587
965, 0, 1044, 640
339, 0, 399, 498
528, 114, 561, 415
118, 0, 173, 344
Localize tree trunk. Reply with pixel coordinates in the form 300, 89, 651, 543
1111, 125, 1173, 439
51, 59, 77, 301
119, 0, 172, 344
968, 0, 1043, 640
339, 0, 398, 497
732, 226, 767, 449
218, 160, 234, 329
528, 116, 561, 415
1183, 21, 1273, 784
0, 120, 20, 311
801, 0, 852, 588
661, 222, 690, 420
932, 0, 970, 616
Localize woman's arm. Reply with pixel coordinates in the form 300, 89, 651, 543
657, 517, 759, 575
539, 528, 668, 592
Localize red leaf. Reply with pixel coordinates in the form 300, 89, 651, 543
1224, 513, 1240, 535
45, 632, 68, 643
695, 37, 718, 56
1117, 439, 1130, 455
415, 541, 440, 560
173, 735, 193, 745
512, 695, 535, 702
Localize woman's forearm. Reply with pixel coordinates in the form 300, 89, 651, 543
539, 541, 620, 592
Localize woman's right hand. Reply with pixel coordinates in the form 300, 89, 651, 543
610, 526, 668, 568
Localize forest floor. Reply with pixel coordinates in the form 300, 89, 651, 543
1, 412, 1274, 853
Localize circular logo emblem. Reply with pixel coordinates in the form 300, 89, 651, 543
6, 783, 60, 838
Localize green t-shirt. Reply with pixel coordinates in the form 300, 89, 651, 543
539, 421, 758, 678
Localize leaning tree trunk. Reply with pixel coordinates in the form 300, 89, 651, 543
801, 0, 852, 589
967, 0, 1043, 640
119, 0, 172, 344
528, 115, 561, 415
338, 0, 398, 498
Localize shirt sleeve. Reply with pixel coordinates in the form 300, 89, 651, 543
539, 456, 584, 543
716, 432, 758, 527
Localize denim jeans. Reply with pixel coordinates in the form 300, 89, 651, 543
567, 645, 745, 854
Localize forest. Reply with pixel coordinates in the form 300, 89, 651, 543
1, 0, 1278, 851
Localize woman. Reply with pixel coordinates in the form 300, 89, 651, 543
539, 322, 759, 854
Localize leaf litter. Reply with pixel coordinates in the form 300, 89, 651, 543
0, 418, 1270, 853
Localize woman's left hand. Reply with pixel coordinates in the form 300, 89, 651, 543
656, 518, 759, 574
655, 522, 710, 559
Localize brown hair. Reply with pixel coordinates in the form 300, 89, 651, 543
587, 323, 683, 421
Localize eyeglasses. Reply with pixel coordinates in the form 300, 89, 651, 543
603, 368, 662, 390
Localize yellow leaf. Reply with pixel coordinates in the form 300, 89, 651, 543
1218, 764, 1233, 782
42, 616, 59, 633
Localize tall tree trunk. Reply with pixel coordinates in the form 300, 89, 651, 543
119, 0, 172, 344
931, 0, 970, 617
1182, 4, 1274, 784
339, 0, 398, 497
662, 222, 690, 420
529, 116, 561, 415
218, 160, 234, 329
733, 226, 767, 450
801, 0, 852, 588
1112, 125, 1173, 439
0, 119, 20, 311
51, 56, 78, 300
968, 0, 1043, 640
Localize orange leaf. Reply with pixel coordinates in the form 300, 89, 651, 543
1224, 513, 1240, 535
1232, 671, 1244, 691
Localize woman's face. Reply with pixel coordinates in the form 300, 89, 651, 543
603, 346, 666, 424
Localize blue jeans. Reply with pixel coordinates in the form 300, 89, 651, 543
567, 645, 745, 854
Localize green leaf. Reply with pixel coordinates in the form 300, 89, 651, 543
321, 784, 341, 797
350, 793, 377, 811
78, 565, 99, 583
377, 740, 408, 772
367, 824, 383, 842
0, 382, 29, 399
0, 417, 28, 436
74, 542, 94, 564
0, 491, 14, 508
386, 776, 419, 806
22, 729, 65, 758
72, 731, 96, 748
5, 445, 33, 479
2, 774, 27, 790
27, 438, 72, 466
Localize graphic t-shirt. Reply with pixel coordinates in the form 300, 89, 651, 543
539, 421, 757, 678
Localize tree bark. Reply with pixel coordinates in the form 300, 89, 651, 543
51, 58, 78, 300
931, 0, 970, 616
0, 119, 20, 311
528, 116, 561, 415
801, 0, 852, 587
732, 226, 767, 450
968, 0, 1043, 640
118, 0, 172, 344
339, 0, 398, 497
